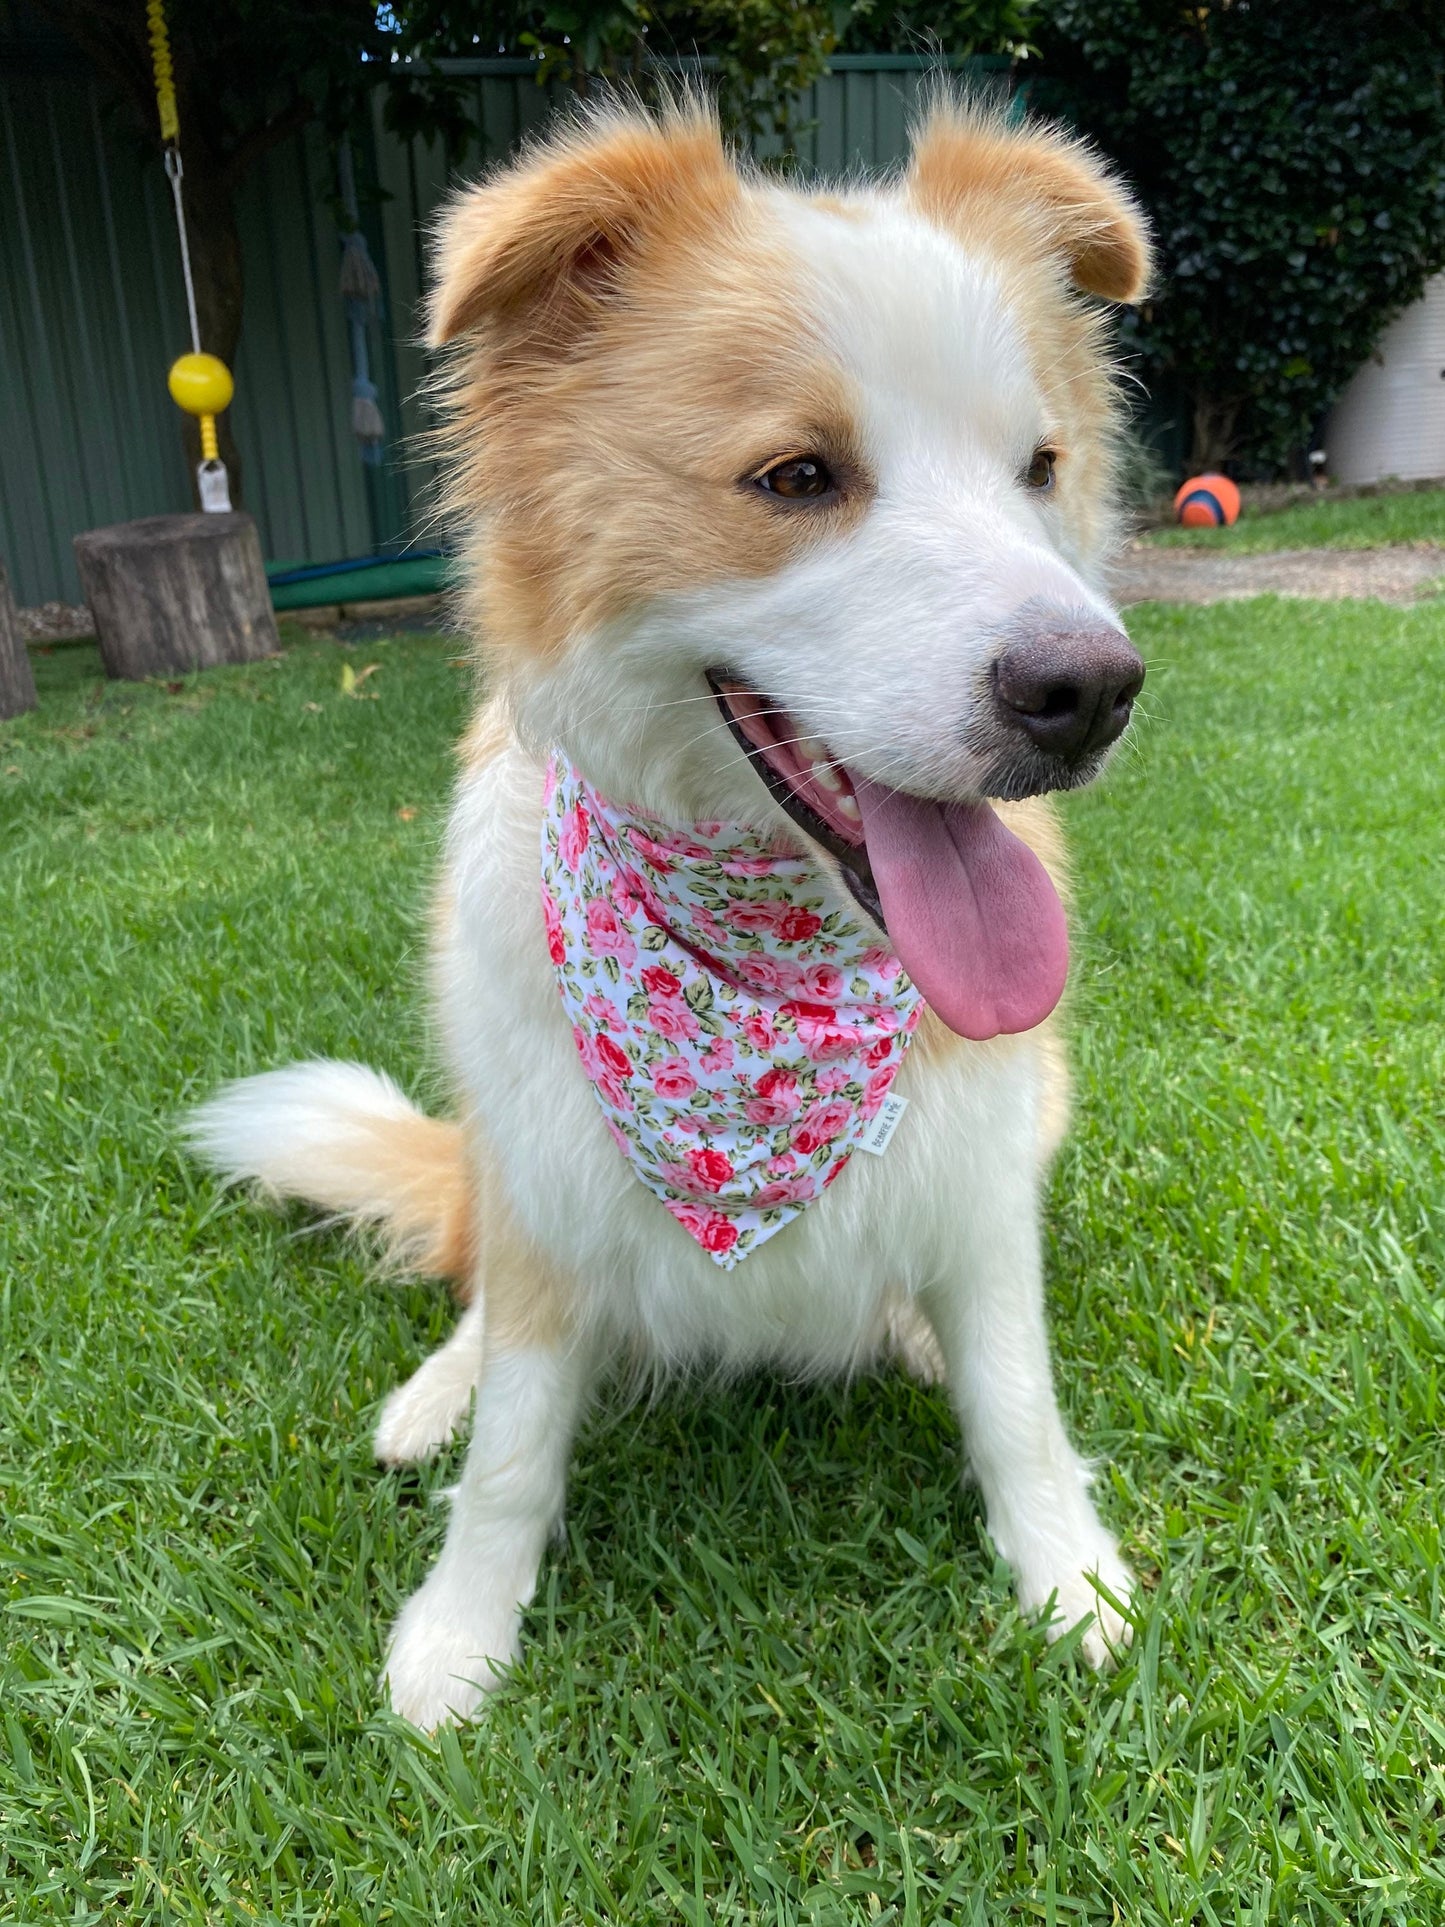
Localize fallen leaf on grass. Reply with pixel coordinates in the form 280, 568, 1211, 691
340, 662, 381, 698
396, 806, 417, 822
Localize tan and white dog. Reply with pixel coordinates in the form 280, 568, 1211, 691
192, 99, 1152, 1730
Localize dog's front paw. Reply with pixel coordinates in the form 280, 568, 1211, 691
383, 1578, 520, 1729
374, 1368, 471, 1466
374, 1307, 482, 1466
1019, 1536, 1135, 1669
884, 1299, 948, 1387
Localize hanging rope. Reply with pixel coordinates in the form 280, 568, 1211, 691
164, 149, 203, 362
147, 0, 178, 141
337, 139, 387, 460
149, 0, 200, 358
148, 0, 232, 510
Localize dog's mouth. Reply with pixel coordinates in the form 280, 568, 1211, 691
710, 673, 1070, 1041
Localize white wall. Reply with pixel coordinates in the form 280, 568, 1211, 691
1326, 273, 1445, 485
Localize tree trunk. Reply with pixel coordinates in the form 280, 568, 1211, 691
74, 513, 278, 682
0, 562, 38, 719
1190, 393, 1243, 472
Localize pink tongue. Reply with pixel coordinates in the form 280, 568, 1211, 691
852, 779, 1069, 1040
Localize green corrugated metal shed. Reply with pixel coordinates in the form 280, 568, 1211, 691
0, 57, 377, 603
0, 40, 1009, 607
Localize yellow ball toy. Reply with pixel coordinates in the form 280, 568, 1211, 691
167, 352, 233, 418
167, 352, 233, 499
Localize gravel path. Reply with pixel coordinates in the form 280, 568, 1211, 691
1117, 543, 1445, 606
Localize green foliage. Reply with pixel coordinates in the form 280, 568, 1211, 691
52, 1, 400, 171
387, 0, 1044, 151
837, 0, 1038, 58
390, 0, 1045, 147
60, 1, 837, 205
1038, 0, 1445, 475
3, 601, 1444, 1919
388, 0, 839, 147
679, 0, 836, 142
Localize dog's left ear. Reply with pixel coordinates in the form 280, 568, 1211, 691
908, 106, 1151, 304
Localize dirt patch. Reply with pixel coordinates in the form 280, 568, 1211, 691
1116, 544, 1445, 607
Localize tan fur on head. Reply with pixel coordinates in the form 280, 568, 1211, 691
907, 100, 1152, 305
425, 104, 869, 674
428, 101, 739, 349
426, 100, 1149, 689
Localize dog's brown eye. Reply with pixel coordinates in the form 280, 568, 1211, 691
1025, 448, 1057, 492
756, 456, 835, 501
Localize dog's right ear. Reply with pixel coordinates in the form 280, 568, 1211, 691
428, 108, 737, 349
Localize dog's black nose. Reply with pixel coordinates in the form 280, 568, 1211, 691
994, 624, 1145, 761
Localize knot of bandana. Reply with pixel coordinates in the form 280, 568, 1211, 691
541, 754, 922, 1268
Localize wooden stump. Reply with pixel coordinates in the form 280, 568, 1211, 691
0, 561, 38, 719
73, 512, 279, 682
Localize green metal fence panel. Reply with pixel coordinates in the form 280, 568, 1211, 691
364, 68, 567, 552
230, 127, 373, 571
754, 54, 1008, 174
0, 71, 373, 603
0, 54, 1009, 607
0, 72, 191, 605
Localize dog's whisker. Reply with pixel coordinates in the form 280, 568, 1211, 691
554, 689, 760, 740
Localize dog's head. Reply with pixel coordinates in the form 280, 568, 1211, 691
430, 100, 1151, 1038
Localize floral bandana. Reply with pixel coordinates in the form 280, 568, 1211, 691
541, 756, 923, 1268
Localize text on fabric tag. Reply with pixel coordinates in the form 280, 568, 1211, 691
855, 1093, 909, 1156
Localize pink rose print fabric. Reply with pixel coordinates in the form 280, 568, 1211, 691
541, 756, 922, 1268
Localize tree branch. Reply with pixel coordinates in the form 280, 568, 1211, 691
219, 93, 319, 191
44, 0, 158, 141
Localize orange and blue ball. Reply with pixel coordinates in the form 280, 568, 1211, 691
1174, 473, 1241, 527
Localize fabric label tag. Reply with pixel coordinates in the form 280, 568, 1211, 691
855, 1093, 909, 1157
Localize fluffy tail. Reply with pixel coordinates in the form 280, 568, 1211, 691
187, 1061, 472, 1283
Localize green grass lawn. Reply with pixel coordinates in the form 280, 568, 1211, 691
1147, 485, 1445, 552
3, 605, 1443, 1924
